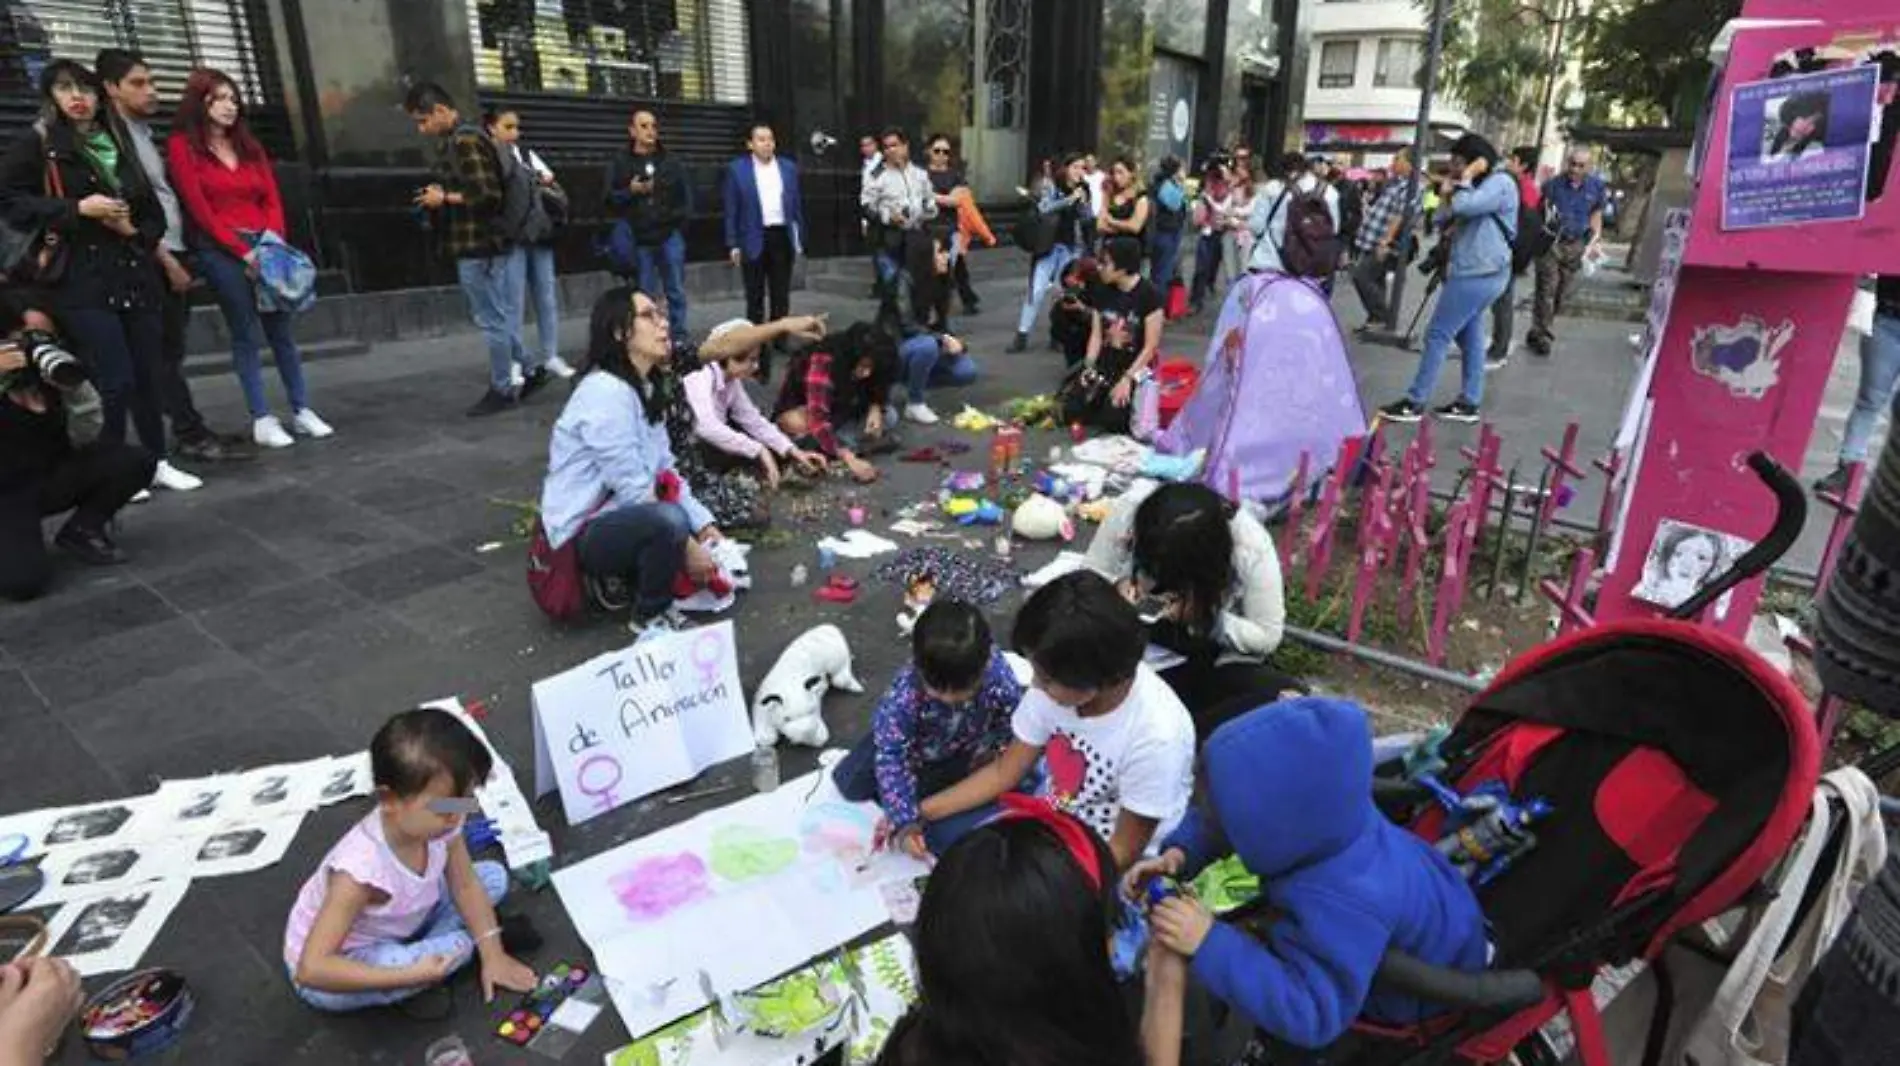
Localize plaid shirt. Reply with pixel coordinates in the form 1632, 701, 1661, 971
431, 127, 509, 260
1355, 179, 1422, 254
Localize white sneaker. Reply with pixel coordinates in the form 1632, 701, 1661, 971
904, 402, 940, 425
151, 460, 203, 492
253, 415, 295, 449
509, 365, 526, 389
545, 355, 577, 379
290, 408, 335, 439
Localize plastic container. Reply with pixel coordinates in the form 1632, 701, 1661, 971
424, 1036, 477, 1066
751, 744, 781, 793
1155, 359, 1199, 429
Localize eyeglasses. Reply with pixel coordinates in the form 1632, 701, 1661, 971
929, 146, 950, 155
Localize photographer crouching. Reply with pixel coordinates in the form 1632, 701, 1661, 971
0, 295, 154, 601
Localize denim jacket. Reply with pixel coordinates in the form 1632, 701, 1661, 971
1444, 171, 1518, 280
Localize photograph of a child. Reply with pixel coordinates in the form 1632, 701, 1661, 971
44, 806, 133, 846
62, 849, 140, 887
198, 829, 265, 862
51, 892, 150, 957
1761, 91, 1830, 164
1632, 519, 1753, 620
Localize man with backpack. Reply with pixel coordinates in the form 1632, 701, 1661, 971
1248, 152, 1341, 289
1526, 149, 1605, 357
1485, 146, 1550, 369
405, 82, 551, 417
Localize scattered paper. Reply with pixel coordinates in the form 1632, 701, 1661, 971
816, 530, 900, 560
1021, 552, 1104, 590
42, 879, 191, 977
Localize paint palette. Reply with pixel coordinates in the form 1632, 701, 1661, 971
494, 961, 606, 1058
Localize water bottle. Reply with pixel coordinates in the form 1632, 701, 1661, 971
751, 743, 780, 794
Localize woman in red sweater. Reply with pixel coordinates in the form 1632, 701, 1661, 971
167, 68, 330, 449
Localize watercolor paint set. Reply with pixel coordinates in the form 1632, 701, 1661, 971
494, 961, 606, 1058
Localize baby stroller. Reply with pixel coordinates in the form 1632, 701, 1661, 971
1332, 454, 1821, 1066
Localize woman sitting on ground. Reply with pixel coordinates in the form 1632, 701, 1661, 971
672, 317, 827, 524
540, 288, 820, 635
773, 321, 896, 484
881, 236, 977, 427
1085, 481, 1298, 734
876, 803, 1187, 1066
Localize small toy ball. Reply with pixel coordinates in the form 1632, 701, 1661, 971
1011, 494, 1073, 541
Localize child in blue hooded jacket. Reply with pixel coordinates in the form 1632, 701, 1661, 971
1127, 697, 1488, 1051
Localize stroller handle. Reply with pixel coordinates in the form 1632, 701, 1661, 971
1667, 451, 1807, 621
1373, 949, 1545, 1013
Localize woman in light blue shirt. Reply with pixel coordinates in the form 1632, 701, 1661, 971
1379, 134, 1518, 424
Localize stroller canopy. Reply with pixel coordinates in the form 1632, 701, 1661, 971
1155, 272, 1366, 506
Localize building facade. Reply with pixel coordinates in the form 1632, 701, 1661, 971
1300, 0, 1468, 167
0, 0, 1311, 294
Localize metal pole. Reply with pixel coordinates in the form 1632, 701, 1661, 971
1369, 0, 1450, 348
1532, 0, 1574, 158
1285, 625, 1486, 693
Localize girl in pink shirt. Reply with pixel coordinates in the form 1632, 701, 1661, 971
684, 319, 829, 490
284, 708, 537, 1011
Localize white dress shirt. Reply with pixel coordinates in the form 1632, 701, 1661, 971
754, 155, 785, 228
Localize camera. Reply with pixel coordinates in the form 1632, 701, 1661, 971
17, 329, 86, 388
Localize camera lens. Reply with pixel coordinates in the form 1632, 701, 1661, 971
21, 330, 86, 388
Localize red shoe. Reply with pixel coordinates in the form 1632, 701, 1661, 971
813, 575, 858, 604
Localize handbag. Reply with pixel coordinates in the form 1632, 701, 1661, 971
250, 231, 317, 314
0, 141, 69, 286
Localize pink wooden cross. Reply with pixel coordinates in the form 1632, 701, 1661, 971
1813, 460, 1867, 597
1348, 479, 1393, 643
1302, 440, 1353, 601
1427, 498, 1473, 667
1538, 546, 1598, 639
1280, 451, 1311, 564
1538, 423, 1584, 528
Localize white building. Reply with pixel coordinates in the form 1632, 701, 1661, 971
1300, 0, 1469, 168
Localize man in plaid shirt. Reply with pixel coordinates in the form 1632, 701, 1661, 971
1348, 149, 1421, 333
405, 81, 550, 417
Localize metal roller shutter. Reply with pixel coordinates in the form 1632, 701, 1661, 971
469, 0, 748, 105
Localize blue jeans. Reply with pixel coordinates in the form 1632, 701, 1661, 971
832, 734, 998, 855
60, 307, 166, 459
898, 334, 978, 404
523, 244, 560, 363
634, 231, 689, 340
196, 247, 309, 419
1149, 229, 1183, 292
576, 501, 692, 617
1841, 312, 1900, 463
291, 860, 507, 1012
1405, 270, 1510, 407
1018, 243, 1079, 335
457, 251, 535, 393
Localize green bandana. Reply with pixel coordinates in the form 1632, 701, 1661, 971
77, 128, 122, 193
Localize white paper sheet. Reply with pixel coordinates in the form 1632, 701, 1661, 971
32, 840, 195, 906
43, 878, 192, 977
556, 772, 926, 1041
815, 530, 900, 560
313, 753, 374, 807
185, 813, 306, 878
427, 699, 555, 869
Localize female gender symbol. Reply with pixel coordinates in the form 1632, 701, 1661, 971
690, 631, 724, 689
576, 754, 624, 813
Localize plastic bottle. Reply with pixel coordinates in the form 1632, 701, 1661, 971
751, 743, 781, 794
424, 1036, 476, 1066
790, 563, 809, 588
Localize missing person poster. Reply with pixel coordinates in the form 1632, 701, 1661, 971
1722, 65, 1880, 231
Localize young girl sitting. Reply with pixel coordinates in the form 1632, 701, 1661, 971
831, 600, 1025, 859
773, 321, 896, 484
683, 319, 828, 490
285, 707, 538, 1011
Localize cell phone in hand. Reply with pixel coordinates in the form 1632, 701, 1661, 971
1136, 594, 1172, 624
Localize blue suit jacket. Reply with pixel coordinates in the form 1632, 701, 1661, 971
723, 155, 806, 262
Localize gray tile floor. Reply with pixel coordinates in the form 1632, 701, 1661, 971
1, 250, 1869, 1063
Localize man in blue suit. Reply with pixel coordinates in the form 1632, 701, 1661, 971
724, 123, 806, 335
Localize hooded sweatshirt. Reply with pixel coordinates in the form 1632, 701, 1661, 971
1161, 698, 1488, 1049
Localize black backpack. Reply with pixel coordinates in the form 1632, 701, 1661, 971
460, 124, 553, 246
1505, 195, 1558, 274
1272, 183, 1342, 279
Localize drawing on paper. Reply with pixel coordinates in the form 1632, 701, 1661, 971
1633, 519, 1753, 621
611, 854, 714, 922
198, 829, 265, 862
177, 789, 223, 821
62, 850, 140, 887
45, 806, 133, 846
709, 825, 800, 882
53, 893, 150, 957
799, 804, 875, 862
318, 765, 359, 803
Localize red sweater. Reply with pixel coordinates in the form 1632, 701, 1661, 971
165, 136, 285, 259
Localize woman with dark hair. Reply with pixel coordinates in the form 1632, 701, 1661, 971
773, 321, 895, 484
0, 59, 197, 492
1085, 481, 1298, 730
484, 108, 574, 381
1188, 158, 1231, 314
1148, 156, 1188, 293
877, 802, 1188, 1066
1009, 153, 1093, 353
168, 66, 331, 450
1768, 92, 1829, 163
1097, 157, 1151, 253
1379, 133, 1518, 424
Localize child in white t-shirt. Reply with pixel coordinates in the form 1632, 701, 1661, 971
922, 570, 1196, 869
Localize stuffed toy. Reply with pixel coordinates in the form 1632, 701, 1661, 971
1011, 493, 1074, 541
752, 625, 864, 747
655, 469, 736, 598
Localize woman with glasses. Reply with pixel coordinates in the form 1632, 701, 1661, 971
924, 134, 982, 314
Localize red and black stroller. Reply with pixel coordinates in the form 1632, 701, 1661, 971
1332, 455, 1822, 1066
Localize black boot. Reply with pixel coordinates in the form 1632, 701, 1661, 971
1007, 331, 1028, 354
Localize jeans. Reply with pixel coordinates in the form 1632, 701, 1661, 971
743, 227, 795, 325
1350, 250, 1396, 325
524, 244, 561, 363
197, 247, 310, 419
634, 231, 689, 340
898, 334, 978, 404
60, 306, 167, 459
0, 442, 156, 602
1190, 232, 1223, 306
1405, 270, 1510, 407
1841, 312, 1900, 463
156, 283, 209, 440
576, 501, 692, 617
1487, 273, 1518, 362
1017, 243, 1079, 335
1149, 229, 1183, 294
457, 251, 535, 393
292, 861, 508, 1012
832, 735, 999, 855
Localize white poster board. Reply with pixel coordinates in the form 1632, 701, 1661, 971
532, 622, 753, 825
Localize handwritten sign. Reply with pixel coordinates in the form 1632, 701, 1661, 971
531, 621, 752, 825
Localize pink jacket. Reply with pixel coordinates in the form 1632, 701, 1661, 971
683, 363, 795, 460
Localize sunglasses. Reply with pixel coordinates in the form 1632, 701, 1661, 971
929, 146, 950, 154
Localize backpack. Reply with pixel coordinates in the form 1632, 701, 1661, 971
1272, 182, 1341, 279
1011, 208, 1060, 259
1152, 180, 1188, 235
461, 124, 553, 246
1506, 195, 1558, 274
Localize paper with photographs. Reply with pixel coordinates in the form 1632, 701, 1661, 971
41, 879, 191, 977
31, 840, 194, 907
